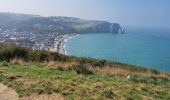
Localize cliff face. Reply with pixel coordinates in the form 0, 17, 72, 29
79, 22, 111, 33
80, 22, 123, 33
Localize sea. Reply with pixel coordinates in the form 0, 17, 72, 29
65, 26, 170, 72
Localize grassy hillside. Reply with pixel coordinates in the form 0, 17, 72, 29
0, 44, 170, 99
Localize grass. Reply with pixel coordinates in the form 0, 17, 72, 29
0, 62, 170, 100
0, 44, 169, 79
0, 44, 170, 99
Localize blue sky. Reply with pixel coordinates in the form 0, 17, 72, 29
0, 0, 170, 28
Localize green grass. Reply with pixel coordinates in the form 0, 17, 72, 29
0, 63, 170, 99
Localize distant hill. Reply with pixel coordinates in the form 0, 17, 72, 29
0, 12, 123, 34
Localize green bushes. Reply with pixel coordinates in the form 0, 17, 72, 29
0, 44, 70, 62
27, 51, 49, 62
78, 57, 108, 68
0, 45, 27, 61
0, 44, 108, 66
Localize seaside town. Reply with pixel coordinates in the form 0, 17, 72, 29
0, 13, 122, 55
0, 28, 76, 54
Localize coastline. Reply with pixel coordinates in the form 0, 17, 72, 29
50, 34, 79, 55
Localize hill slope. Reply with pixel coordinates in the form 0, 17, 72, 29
0, 44, 170, 99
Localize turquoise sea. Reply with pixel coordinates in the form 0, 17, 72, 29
65, 27, 170, 72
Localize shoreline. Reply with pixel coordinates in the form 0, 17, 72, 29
62, 34, 79, 55
50, 34, 79, 55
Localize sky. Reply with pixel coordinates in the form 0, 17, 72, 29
0, 0, 170, 28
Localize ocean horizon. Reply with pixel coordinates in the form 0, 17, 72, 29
65, 26, 170, 72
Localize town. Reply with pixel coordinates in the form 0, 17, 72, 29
0, 28, 72, 53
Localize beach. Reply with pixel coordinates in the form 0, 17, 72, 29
50, 34, 78, 55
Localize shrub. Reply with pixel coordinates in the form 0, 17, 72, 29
0, 45, 27, 61
57, 66, 66, 71
37, 51, 49, 62
69, 64, 93, 75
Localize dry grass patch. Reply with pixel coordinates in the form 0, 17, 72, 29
43, 61, 170, 80
46, 61, 78, 69
10, 58, 24, 65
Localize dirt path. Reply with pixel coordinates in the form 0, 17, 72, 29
0, 83, 64, 100
0, 83, 19, 100
22, 93, 64, 100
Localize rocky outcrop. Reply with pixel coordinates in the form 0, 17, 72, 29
80, 22, 124, 34
110, 23, 124, 33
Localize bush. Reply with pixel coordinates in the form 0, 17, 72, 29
70, 64, 93, 75
57, 66, 66, 71
37, 51, 49, 62
0, 44, 107, 66
0, 45, 27, 62
0, 44, 68, 62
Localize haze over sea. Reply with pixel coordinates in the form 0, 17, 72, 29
66, 26, 170, 72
